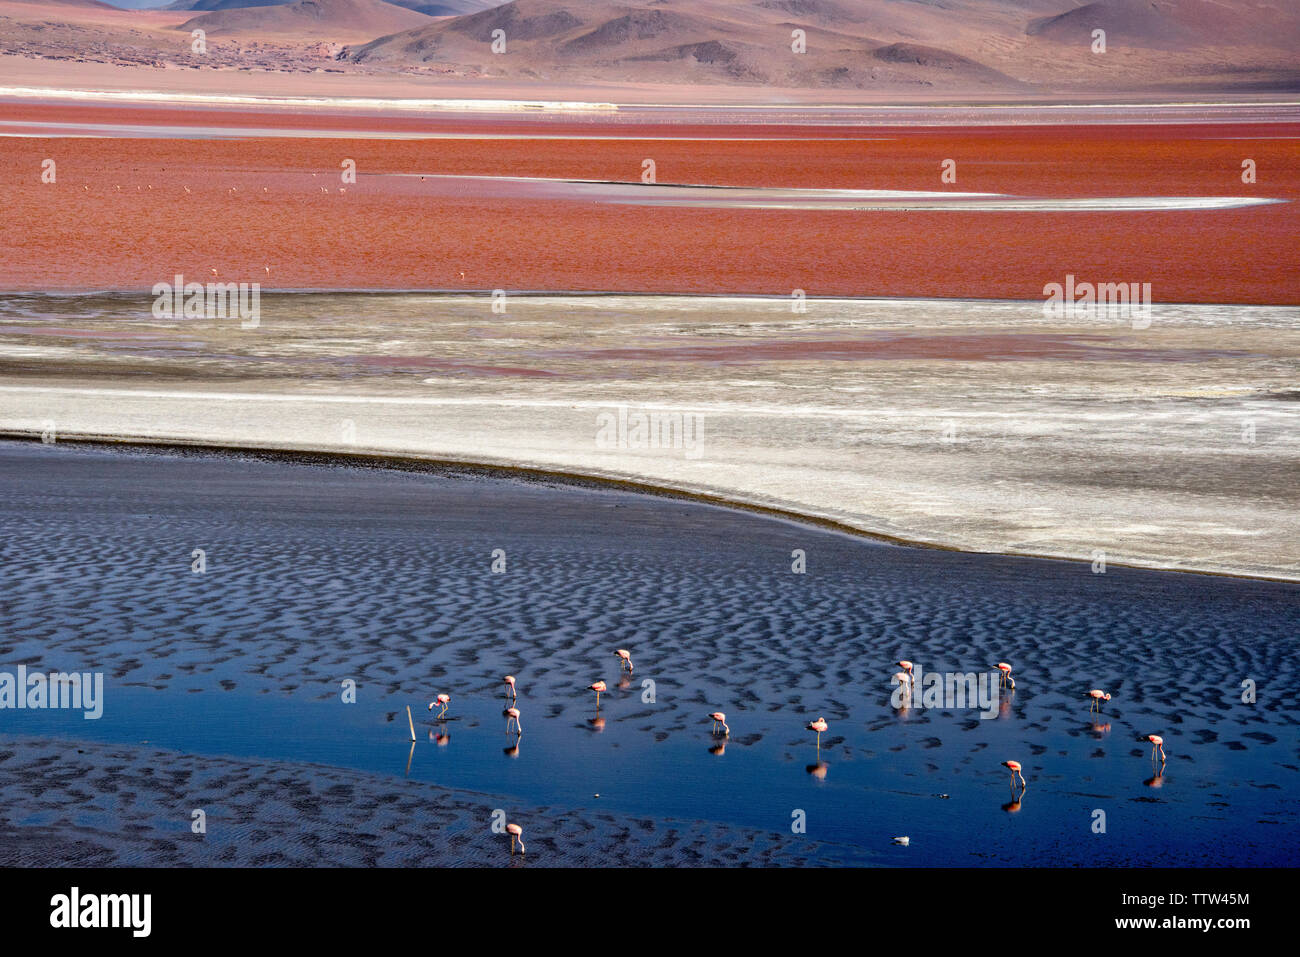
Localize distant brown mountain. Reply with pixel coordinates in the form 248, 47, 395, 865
179, 0, 436, 37
4, 0, 1297, 95
347, 0, 1033, 89
1027, 0, 1297, 51
389, 0, 503, 14
345, 0, 1300, 92
166, 0, 498, 14
165, 1, 291, 12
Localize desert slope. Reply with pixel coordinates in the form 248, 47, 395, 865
1, 0, 1297, 95
346, 0, 1300, 92
166, 0, 290, 11
180, 0, 434, 39
167, 0, 500, 12
348, 0, 1031, 89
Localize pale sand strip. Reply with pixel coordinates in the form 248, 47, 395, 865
1, 382, 1295, 582
1, 295, 1295, 581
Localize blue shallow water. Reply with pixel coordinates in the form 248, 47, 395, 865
0, 440, 1296, 866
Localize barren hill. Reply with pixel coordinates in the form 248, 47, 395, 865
2, 0, 1297, 95
179, 0, 434, 39
348, 0, 1035, 89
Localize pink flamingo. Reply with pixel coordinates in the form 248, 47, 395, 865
898, 660, 914, 677
503, 675, 517, 700
428, 693, 450, 718
614, 649, 633, 674
995, 662, 1014, 689
807, 716, 828, 748
1142, 734, 1166, 763
589, 680, 607, 708
1003, 759, 1027, 790
506, 822, 525, 855
709, 711, 729, 736
1087, 689, 1111, 712
505, 706, 522, 734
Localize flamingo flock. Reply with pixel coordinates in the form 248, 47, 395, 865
415, 648, 1169, 858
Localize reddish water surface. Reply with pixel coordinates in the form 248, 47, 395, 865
2, 104, 1297, 302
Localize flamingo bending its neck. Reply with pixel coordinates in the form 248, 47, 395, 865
505, 706, 522, 735
1003, 759, 1027, 790
428, 693, 450, 718
1142, 734, 1166, 763
614, 649, 633, 673
503, 675, 517, 699
506, 822, 525, 855
709, 711, 729, 736
1087, 689, 1111, 712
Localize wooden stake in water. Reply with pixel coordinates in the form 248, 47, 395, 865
406, 705, 416, 742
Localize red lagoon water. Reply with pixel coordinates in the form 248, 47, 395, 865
2, 107, 1297, 303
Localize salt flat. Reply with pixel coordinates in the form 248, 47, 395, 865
1, 293, 1295, 580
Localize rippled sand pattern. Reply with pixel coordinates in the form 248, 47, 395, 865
0, 736, 843, 867
0, 443, 1295, 865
